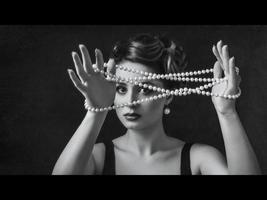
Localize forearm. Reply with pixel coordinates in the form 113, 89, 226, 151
52, 110, 108, 175
217, 110, 261, 174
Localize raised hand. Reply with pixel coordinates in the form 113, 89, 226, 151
211, 40, 242, 115
67, 45, 116, 109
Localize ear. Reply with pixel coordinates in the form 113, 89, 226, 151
165, 95, 173, 106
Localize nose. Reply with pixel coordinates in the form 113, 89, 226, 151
126, 89, 139, 108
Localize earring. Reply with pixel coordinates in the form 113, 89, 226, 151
164, 107, 171, 115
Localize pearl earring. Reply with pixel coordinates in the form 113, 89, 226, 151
164, 107, 171, 115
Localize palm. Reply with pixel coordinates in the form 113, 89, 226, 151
83, 72, 116, 107
211, 41, 241, 115
211, 74, 235, 114
67, 45, 117, 108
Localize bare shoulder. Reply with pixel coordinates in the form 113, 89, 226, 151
191, 143, 224, 162
191, 143, 221, 154
190, 143, 228, 175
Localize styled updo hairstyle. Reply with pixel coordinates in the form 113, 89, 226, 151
110, 33, 188, 90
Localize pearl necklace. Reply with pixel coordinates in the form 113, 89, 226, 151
84, 64, 241, 112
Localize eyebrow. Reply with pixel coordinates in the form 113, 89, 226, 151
116, 81, 156, 86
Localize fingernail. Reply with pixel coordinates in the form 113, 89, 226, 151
67, 69, 72, 73
79, 44, 83, 49
72, 51, 76, 56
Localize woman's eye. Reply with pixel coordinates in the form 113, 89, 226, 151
116, 86, 127, 94
139, 87, 152, 95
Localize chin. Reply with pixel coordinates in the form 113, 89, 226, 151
122, 118, 155, 130
118, 118, 142, 129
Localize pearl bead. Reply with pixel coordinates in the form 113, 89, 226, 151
85, 65, 241, 112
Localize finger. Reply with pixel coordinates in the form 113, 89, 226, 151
72, 52, 88, 84
79, 44, 94, 74
95, 49, 104, 71
228, 57, 237, 93
222, 45, 230, 75
67, 69, 86, 94
106, 58, 116, 76
217, 40, 223, 58
213, 61, 223, 79
212, 45, 223, 66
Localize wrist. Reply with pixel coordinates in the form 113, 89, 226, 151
216, 108, 238, 118
84, 98, 113, 113
85, 108, 108, 121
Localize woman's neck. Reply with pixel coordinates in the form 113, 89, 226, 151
124, 120, 168, 156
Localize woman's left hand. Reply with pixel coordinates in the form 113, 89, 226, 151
211, 40, 242, 115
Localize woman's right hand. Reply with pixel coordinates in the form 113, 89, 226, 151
67, 45, 117, 108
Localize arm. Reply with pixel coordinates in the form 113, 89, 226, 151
216, 110, 261, 174
52, 110, 107, 175
196, 110, 261, 175
52, 45, 116, 175
203, 40, 261, 175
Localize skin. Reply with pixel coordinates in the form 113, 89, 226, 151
52, 41, 261, 175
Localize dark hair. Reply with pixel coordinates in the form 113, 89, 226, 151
110, 33, 188, 89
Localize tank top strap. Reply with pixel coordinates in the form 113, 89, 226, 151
102, 140, 116, 175
180, 143, 194, 175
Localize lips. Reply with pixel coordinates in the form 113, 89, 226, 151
123, 113, 141, 120
124, 113, 141, 117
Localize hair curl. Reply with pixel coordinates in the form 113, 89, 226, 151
110, 33, 188, 89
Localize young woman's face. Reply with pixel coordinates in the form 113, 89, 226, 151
114, 61, 170, 130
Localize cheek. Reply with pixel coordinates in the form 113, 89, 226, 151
143, 99, 165, 115
114, 93, 122, 104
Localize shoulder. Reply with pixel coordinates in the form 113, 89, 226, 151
91, 139, 121, 174
190, 143, 228, 175
191, 143, 221, 155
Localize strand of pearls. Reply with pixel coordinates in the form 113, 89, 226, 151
84, 64, 241, 112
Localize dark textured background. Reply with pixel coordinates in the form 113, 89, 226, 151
0, 25, 266, 174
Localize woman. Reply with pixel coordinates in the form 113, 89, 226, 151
52, 33, 261, 175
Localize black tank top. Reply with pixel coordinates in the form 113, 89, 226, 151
102, 140, 193, 175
